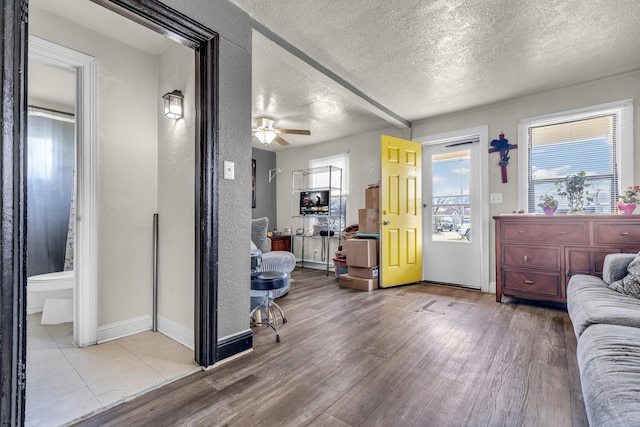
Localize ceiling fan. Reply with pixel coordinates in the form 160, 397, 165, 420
252, 117, 310, 146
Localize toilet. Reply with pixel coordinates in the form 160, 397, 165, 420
27, 270, 74, 325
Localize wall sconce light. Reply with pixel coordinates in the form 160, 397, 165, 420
255, 130, 277, 145
162, 90, 184, 119
269, 168, 282, 183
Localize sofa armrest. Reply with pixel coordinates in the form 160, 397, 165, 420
602, 253, 636, 284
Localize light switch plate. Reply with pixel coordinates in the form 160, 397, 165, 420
223, 161, 234, 180
490, 193, 503, 204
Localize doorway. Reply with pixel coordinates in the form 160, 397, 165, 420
29, 35, 98, 348
416, 126, 490, 291
1, 1, 222, 425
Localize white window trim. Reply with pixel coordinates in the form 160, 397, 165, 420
309, 152, 349, 195
517, 99, 634, 211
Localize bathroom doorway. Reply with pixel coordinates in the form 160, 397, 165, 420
28, 36, 98, 348
3, 0, 221, 424
23, 1, 207, 424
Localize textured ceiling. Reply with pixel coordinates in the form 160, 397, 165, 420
28, 0, 640, 151
233, 0, 640, 150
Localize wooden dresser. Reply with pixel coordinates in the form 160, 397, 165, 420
270, 234, 292, 252
494, 215, 640, 303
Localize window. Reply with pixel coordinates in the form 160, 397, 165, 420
518, 100, 633, 214
309, 153, 348, 231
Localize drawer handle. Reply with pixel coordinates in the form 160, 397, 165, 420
518, 230, 525, 234
558, 231, 565, 235
523, 255, 528, 263
524, 280, 534, 284
620, 232, 630, 236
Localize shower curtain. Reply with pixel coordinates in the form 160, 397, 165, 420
27, 110, 75, 277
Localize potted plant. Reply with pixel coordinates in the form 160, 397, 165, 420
617, 185, 640, 214
555, 171, 593, 214
537, 192, 558, 215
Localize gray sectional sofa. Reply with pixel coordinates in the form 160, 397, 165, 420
567, 253, 640, 426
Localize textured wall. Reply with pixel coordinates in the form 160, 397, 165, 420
157, 42, 196, 341
162, 0, 253, 340
412, 70, 640, 284
251, 147, 277, 228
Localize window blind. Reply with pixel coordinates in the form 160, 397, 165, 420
524, 101, 633, 214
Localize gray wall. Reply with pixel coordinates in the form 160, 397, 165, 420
163, 0, 253, 340
251, 147, 277, 229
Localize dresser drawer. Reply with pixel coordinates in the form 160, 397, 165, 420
502, 222, 588, 244
503, 270, 561, 298
503, 245, 560, 270
594, 222, 640, 246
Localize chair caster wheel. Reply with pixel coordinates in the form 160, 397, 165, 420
282, 318, 288, 323
276, 335, 280, 343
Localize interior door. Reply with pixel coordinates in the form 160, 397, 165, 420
421, 135, 483, 288
380, 135, 422, 288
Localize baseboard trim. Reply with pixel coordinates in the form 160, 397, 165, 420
97, 315, 151, 344
217, 330, 252, 362
157, 315, 194, 350
489, 281, 496, 294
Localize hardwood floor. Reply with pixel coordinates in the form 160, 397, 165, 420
75, 268, 587, 426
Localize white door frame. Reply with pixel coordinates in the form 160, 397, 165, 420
414, 125, 490, 293
29, 37, 98, 346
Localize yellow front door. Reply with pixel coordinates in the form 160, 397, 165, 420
380, 135, 422, 288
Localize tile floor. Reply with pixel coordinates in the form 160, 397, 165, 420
26, 314, 200, 426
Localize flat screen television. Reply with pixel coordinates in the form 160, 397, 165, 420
300, 190, 330, 215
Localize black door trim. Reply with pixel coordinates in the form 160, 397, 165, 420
0, 2, 29, 424
89, 0, 221, 368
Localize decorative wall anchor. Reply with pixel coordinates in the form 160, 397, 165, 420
489, 132, 517, 183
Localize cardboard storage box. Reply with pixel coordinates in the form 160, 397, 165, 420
365, 187, 379, 209
348, 265, 379, 279
344, 238, 378, 267
358, 208, 380, 234
338, 274, 378, 292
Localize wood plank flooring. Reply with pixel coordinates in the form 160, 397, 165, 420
75, 268, 587, 426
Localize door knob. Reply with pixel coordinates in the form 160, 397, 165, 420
383, 220, 390, 226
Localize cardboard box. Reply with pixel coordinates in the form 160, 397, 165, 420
365, 187, 379, 209
338, 274, 378, 291
348, 265, 379, 279
344, 238, 378, 267
358, 208, 380, 234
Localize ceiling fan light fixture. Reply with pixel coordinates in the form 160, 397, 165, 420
256, 130, 277, 144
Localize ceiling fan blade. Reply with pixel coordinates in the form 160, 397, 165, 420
274, 135, 290, 146
279, 129, 311, 135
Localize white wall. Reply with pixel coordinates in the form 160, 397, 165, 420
276, 127, 404, 232
276, 128, 403, 264
30, 7, 159, 327
412, 70, 640, 283
157, 43, 196, 346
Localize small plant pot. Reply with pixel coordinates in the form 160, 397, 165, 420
617, 201, 637, 215
542, 206, 557, 216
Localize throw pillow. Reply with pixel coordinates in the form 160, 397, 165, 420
609, 252, 640, 299
251, 217, 271, 253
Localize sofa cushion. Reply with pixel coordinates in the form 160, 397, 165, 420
251, 217, 271, 253
609, 252, 640, 299
602, 253, 637, 285
577, 324, 640, 427
567, 274, 640, 337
